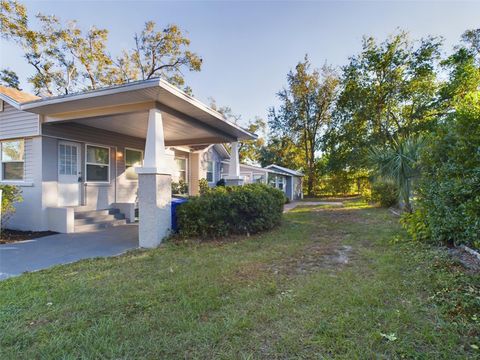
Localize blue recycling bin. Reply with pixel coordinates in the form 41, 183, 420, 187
171, 197, 188, 233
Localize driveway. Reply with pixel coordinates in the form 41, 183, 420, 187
0, 224, 138, 280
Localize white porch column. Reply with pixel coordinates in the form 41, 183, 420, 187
136, 109, 174, 248
225, 141, 244, 186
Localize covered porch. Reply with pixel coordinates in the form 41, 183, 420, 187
25, 79, 255, 247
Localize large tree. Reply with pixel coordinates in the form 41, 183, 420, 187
324, 31, 442, 172
269, 56, 339, 196
0, 0, 202, 95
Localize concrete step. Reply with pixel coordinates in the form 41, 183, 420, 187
74, 208, 120, 219
74, 219, 127, 232
74, 213, 125, 226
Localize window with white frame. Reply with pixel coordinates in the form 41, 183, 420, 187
125, 148, 143, 180
86, 145, 110, 182
277, 176, 284, 190
206, 160, 214, 182
175, 157, 187, 182
1, 140, 24, 181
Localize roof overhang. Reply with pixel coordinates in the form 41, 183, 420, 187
20, 78, 256, 142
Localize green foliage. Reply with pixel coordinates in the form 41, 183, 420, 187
258, 136, 303, 170
368, 136, 424, 212
324, 31, 441, 173
400, 209, 431, 242
0, 68, 21, 89
0, 1, 202, 94
269, 56, 339, 196
198, 178, 210, 196
172, 179, 188, 195
177, 183, 285, 239
412, 92, 480, 246
0, 185, 23, 229
370, 181, 398, 208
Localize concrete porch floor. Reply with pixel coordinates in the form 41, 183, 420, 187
0, 224, 138, 280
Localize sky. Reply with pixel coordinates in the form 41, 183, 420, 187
1, 0, 479, 127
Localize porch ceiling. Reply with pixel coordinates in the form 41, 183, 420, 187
23, 78, 255, 145
60, 108, 235, 146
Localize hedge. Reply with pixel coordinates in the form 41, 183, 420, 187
176, 183, 285, 239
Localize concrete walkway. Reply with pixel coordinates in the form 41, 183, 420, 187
0, 224, 138, 280
284, 201, 344, 212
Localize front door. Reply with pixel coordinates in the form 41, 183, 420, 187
58, 141, 81, 206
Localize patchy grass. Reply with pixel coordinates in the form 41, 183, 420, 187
1, 204, 479, 359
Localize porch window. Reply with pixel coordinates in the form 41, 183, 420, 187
206, 160, 214, 182
175, 157, 187, 182
86, 145, 110, 182
125, 148, 143, 180
1, 140, 24, 181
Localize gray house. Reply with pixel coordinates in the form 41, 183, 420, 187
0, 80, 254, 247
0, 80, 303, 247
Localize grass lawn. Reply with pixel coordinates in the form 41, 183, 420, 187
1, 201, 479, 359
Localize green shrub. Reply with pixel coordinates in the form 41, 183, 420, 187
370, 181, 398, 207
411, 93, 480, 247
400, 209, 431, 242
176, 183, 285, 239
172, 179, 188, 195
0, 185, 23, 230
199, 178, 210, 195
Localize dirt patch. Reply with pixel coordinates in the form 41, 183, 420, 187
268, 243, 355, 276
0, 229, 57, 244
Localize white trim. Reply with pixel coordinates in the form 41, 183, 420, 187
124, 147, 144, 181
206, 160, 215, 184
174, 155, 188, 184
85, 143, 111, 184
0, 138, 25, 182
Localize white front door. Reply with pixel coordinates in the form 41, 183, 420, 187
58, 141, 81, 206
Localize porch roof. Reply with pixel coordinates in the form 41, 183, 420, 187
21, 78, 255, 146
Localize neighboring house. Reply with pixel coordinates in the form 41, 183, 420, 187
203, 145, 304, 201
0, 79, 254, 247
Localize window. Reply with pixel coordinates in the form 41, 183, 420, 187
1, 140, 24, 181
268, 173, 276, 187
175, 157, 187, 182
86, 145, 110, 182
277, 176, 284, 190
206, 161, 214, 182
59, 143, 78, 175
125, 148, 143, 180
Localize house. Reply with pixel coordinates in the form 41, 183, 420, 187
171, 143, 303, 200
0, 79, 255, 247
0, 80, 303, 247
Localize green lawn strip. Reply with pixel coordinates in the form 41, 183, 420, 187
0, 205, 478, 359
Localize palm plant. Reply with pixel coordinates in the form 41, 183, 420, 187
368, 136, 424, 212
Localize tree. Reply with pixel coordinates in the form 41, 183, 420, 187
269, 56, 339, 196
130, 21, 202, 88
368, 136, 424, 212
0, 69, 21, 89
238, 117, 266, 164
258, 136, 303, 170
324, 31, 442, 173
0, 0, 202, 94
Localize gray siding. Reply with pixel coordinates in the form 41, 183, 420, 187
0, 102, 40, 140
